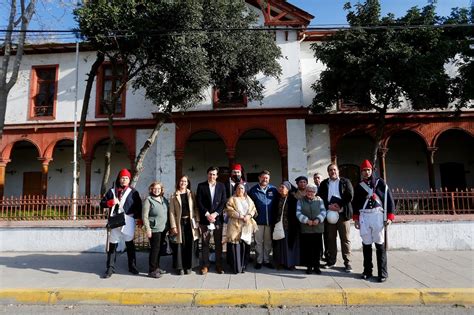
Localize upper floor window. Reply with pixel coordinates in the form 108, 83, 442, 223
213, 79, 247, 109
337, 99, 370, 112
30, 65, 58, 119
96, 63, 126, 117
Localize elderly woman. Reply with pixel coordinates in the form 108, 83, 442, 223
225, 183, 258, 274
169, 175, 200, 275
272, 181, 300, 270
142, 181, 169, 278
296, 184, 327, 274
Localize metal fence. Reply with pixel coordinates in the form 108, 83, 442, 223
392, 188, 474, 215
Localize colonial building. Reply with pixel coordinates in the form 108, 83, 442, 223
1, 0, 472, 198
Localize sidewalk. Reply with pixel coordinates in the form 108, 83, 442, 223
0, 250, 473, 306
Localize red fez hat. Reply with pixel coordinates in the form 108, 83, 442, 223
232, 164, 242, 171
119, 169, 131, 178
360, 160, 373, 170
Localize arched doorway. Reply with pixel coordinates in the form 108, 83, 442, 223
386, 131, 429, 190
336, 134, 374, 187
90, 140, 130, 195
48, 140, 87, 196
5, 141, 42, 197
235, 129, 282, 187
183, 131, 227, 188
435, 129, 474, 191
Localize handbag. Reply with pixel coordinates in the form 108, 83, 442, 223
272, 197, 287, 240
106, 204, 126, 229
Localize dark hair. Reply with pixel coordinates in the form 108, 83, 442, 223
207, 166, 219, 174
259, 170, 271, 176
327, 163, 338, 172
176, 175, 191, 190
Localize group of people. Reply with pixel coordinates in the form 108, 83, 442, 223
100, 160, 395, 283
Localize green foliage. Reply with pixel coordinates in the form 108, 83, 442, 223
310, 0, 473, 114
74, 0, 282, 112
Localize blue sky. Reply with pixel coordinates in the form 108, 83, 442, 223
1, 0, 472, 42
291, 0, 471, 25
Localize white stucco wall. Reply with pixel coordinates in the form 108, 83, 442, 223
300, 41, 323, 107
287, 119, 308, 182
134, 124, 176, 198
306, 124, 331, 180
2, 221, 472, 252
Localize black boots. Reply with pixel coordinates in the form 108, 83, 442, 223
375, 243, 388, 282
126, 240, 139, 275
103, 242, 117, 278
362, 244, 373, 279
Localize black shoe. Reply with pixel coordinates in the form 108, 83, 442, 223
157, 268, 167, 275
306, 267, 312, 274
263, 262, 274, 269
129, 265, 139, 275
102, 268, 113, 279
345, 264, 353, 273
255, 263, 262, 270
378, 276, 387, 283
185, 269, 192, 275
361, 273, 372, 280
177, 269, 184, 275
314, 268, 322, 275
148, 271, 162, 278
323, 263, 335, 269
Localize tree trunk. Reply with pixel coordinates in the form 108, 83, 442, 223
100, 113, 116, 195
372, 106, 387, 172
131, 112, 169, 187
75, 52, 105, 196
0, 90, 6, 139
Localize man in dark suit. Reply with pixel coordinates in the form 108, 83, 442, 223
196, 166, 227, 274
317, 163, 354, 273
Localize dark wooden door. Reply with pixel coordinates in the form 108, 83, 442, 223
23, 172, 43, 196
440, 162, 466, 191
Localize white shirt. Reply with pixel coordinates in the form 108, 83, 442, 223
328, 178, 341, 203
209, 182, 216, 203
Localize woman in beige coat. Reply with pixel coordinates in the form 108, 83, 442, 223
169, 175, 200, 275
225, 183, 258, 274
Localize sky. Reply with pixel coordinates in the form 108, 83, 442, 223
0, 0, 472, 43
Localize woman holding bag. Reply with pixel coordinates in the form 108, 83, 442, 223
225, 183, 258, 274
168, 175, 200, 275
142, 181, 169, 278
272, 181, 300, 270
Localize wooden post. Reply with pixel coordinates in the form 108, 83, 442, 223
426, 147, 438, 191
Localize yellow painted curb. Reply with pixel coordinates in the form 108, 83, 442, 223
0, 289, 52, 304
345, 288, 421, 305
121, 289, 194, 306
194, 289, 268, 307
1, 288, 473, 306
420, 288, 474, 305
269, 289, 344, 306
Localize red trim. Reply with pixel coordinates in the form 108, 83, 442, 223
28, 65, 59, 120
95, 62, 126, 118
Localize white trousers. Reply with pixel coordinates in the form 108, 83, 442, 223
359, 208, 384, 245
254, 225, 272, 264
109, 214, 135, 243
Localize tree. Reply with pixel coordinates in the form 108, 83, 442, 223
310, 0, 472, 167
74, 0, 282, 191
0, 0, 36, 138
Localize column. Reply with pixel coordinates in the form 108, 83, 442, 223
426, 147, 438, 191
226, 148, 236, 169
0, 159, 10, 198
175, 149, 184, 184
378, 146, 389, 181
84, 157, 92, 197
38, 157, 52, 196
279, 146, 288, 181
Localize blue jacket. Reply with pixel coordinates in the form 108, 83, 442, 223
248, 184, 278, 225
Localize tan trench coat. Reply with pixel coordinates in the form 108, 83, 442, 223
225, 196, 258, 244
169, 189, 200, 243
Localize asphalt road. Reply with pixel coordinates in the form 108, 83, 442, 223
1, 305, 472, 315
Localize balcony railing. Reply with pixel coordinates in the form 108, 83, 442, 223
0, 189, 473, 221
